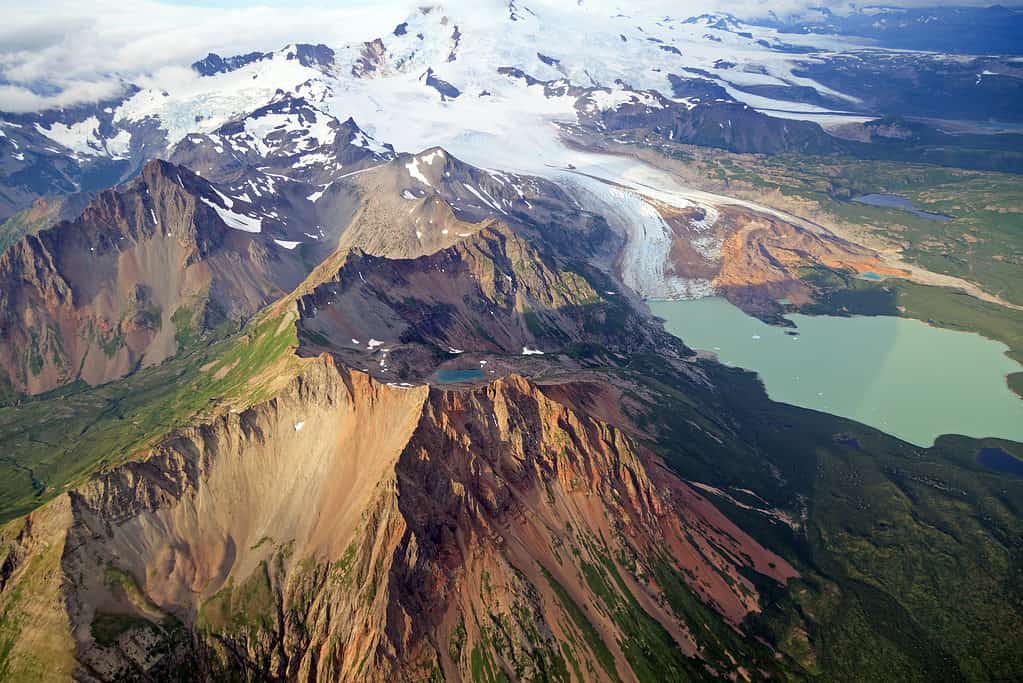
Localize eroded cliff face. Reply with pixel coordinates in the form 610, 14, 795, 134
391, 375, 797, 682
328, 146, 612, 265
0, 160, 308, 395
0, 355, 796, 682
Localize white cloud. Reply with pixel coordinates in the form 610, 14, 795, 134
0, 81, 127, 113
0, 0, 409, 112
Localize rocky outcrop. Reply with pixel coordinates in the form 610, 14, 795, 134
652, 201, 900, 314
295, 223, 661, 381
352, 38, 388, 78
575, 88, 840, 156
170, 95, 393, 188
191, 51, 265, 77
710, 205, 902, 313
191, 44, 335, 78
0, 355, 797, 681
0, 160, 308, 395
334, 146, 609, 263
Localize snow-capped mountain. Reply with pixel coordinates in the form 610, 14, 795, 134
166, 94, 395, 253
0, 3, 856, 220
2, 0, 1019, 322
3, 6, 1023, 682
1, 1, 1020, 223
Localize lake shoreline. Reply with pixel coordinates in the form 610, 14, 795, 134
649, 296, 1023, 447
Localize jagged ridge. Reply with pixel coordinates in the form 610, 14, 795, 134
0, 160, 308, 394
0, 354, 795, 682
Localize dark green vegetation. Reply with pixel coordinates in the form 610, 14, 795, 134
540, 569, 618, 681
0, 310, 299, 523
91, 613, 162, 648
623, 351, 1023, 681
198, 561, 276, 636
849, 125, 1023, 174
92, 565, 186, 647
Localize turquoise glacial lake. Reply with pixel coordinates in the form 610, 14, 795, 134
650, 297, 1023, 447
434, 367, 486, 383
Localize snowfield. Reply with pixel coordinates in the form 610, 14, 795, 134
3, 1, 891, 301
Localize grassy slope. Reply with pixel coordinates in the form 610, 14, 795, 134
0, 198, 66, 256
644, 145, 1023, 306
0, 513, 77, 682
0, 309, 301, 523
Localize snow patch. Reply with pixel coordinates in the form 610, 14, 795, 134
200, 197, 262, 233
405, 157, 432, 186
35, 116, 131, 159
584, 89, 663, 112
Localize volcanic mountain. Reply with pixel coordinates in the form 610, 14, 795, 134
1, 354, 801, 681
2, 4, 1022, 682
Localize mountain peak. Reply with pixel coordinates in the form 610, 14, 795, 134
191, 42, 335, 78
191, 50, 265, 77
280, 43, 335, 70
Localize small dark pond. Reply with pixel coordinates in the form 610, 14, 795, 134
853, 193, 953, 222
977, 447, 1023, 476
435, 368, 485, 383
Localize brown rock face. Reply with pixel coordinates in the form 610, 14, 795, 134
296, 224, 662, 382
4, 355, 795, 681
656, 200, 901, 317
0, 160, 308, 395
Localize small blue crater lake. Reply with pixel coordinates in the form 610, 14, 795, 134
434, 368, 486, 383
